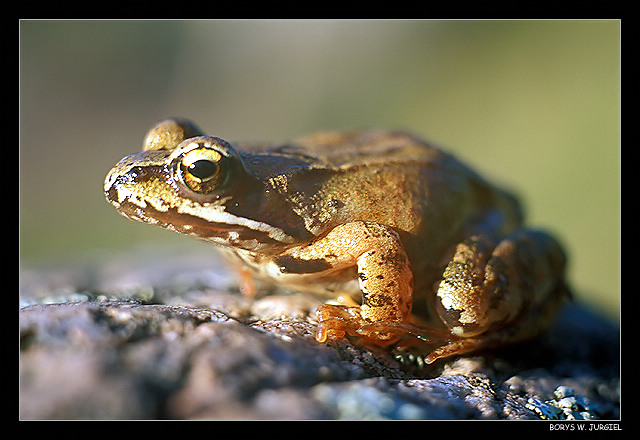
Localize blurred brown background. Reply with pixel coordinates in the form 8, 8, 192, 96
19, 20, 620, 321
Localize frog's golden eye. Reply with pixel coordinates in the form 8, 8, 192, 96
178, 147, 229, 194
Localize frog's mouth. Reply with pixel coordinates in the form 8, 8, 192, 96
105, 168, 296, 252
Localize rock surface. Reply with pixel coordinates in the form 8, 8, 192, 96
19, 247, 620, 420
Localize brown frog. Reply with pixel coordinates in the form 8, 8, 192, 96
104, 118, 569, 363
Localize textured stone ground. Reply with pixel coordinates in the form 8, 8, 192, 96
19, 246, 620, 420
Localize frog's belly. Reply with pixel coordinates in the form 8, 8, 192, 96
275, 269, 362, 299
219, 247, 362, 299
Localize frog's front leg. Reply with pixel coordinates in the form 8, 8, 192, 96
421, 229, 570, 363
272, 221, 414, 345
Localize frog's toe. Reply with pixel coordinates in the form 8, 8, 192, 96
394, 334, 492, 364
421, 340, 478, 364
315, 304, 363, 342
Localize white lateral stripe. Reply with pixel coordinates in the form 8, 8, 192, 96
179, 199, 295, 243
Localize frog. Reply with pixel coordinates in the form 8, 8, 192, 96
104, 118, 570, 364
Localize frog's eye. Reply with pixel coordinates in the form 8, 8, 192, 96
178, 147, 230, 194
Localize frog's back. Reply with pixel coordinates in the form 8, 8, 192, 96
236, 129, 446, 169
235, 129, 521, 240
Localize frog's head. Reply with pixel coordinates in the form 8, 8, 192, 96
104, 119, 298, 251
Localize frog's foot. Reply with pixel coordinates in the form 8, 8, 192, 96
316, 304, 409, 346
315, 304, 452, 349
315, 304, 378, 343
316, 304, 487, 364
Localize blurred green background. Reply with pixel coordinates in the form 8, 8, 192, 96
19, 20, 620, 321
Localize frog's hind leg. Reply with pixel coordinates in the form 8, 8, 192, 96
414, 282, 570, 364
419, 229, 570, 364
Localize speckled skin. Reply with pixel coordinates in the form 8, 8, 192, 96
104, 118, 569, 363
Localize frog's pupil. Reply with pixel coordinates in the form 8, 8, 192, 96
188, 160, 217, 180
